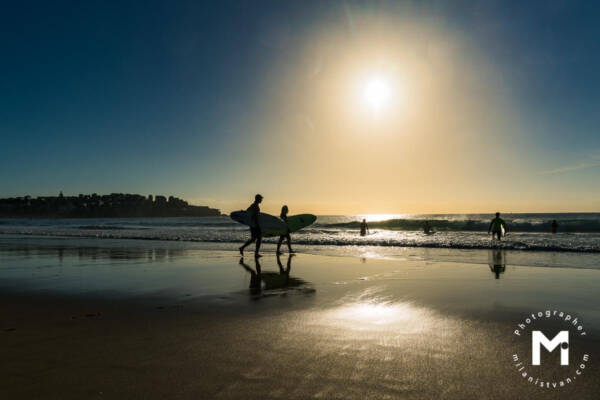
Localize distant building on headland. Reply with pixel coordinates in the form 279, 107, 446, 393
0, 193, 223, 218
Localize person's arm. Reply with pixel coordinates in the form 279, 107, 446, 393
366, 223, 370, 234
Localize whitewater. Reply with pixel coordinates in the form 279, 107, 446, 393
1, 213, 599, 269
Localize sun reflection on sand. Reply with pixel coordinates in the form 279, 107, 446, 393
333, 301, 418, 327
311, 288, 451, 337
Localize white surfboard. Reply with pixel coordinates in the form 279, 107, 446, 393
230, 211, 287, 232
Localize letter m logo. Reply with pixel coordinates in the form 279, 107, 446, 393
532, 331, 569, 366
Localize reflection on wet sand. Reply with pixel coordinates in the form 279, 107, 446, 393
0, 242, 187, 262
488, 249, 506, 279
238, 254, 311, 295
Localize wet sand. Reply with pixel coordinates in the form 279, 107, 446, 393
1, 237, 599, 399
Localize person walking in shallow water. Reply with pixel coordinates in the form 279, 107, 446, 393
488, 212, 506, 240
276, 205, 294, 255
239, 194, 263, 257
360, 219, 369, 236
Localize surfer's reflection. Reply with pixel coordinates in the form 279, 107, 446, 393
276, 253, 292, 287
239, 257, 262, 294
488, 249, 506, 279
239, 254, 308, 294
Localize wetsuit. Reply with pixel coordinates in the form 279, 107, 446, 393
489, 217, 505, 240
247, 202, 261, 239
277, 213, 292, 253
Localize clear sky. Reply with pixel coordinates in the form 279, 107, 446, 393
2, 1, 599, 214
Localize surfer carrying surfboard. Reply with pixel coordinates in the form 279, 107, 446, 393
239, 194, 263, 257
488, 212, 507, 240
276, 205, 295, 255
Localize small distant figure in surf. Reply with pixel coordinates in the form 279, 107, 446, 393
488, 212, 506, 241
277, 205, 295, 255
360, 219, 369, 236
551, 220, 558, 234
239, 194, 263, 258
424, 221, 433, 234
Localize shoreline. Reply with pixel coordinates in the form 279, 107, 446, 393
1, 233, 599, 271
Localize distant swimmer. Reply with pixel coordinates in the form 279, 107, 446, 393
424, 221, 432, 234
360, 219, 369, 236
488, 212, 507, 240
239, 194, 263, 257
551, 220, 558, 234
276, 205, 295, 255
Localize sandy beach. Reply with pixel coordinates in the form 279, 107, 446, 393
2, 236, 599, 399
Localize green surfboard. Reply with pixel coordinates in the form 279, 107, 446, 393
262, 214, 317, 237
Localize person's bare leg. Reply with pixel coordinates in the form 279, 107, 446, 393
254, 236, 262, 257
276, 236, 284, 255
240, 238, 255, 256
286, 234, 294, 253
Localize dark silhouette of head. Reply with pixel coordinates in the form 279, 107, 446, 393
362, 218, 366, 223
495, 212, 500, 217
255, 194, 263, 203
281, 205, 288, 215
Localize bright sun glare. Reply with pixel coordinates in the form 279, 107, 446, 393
364, 78, 391, 111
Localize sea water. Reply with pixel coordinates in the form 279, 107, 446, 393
1, 213, 599, 269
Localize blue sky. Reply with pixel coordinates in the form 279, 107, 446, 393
1, 1, 599, 213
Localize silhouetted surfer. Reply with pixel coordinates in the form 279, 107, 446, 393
488, 212, 506, 240
360, 219, 369, 236
276, 205, 294, 255
424, 221, 432, 234
551, 220, 558, 234
239, 194, 263, 257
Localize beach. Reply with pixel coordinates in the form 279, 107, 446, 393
2, 234, 599, 399
5, 0, 600, 397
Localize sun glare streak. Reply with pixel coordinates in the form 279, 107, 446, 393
358, 214, 404, 222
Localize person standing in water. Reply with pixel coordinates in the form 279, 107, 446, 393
276, 205, 294, 255
551, 220, 558, 234
360, 219, 369, 236
488, 212, 507, 240
424, 221, 432, 234
239, 194, 263, 257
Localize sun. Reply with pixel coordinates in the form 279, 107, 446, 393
364, 78, 391, 111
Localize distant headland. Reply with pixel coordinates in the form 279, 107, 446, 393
0, 192, 223, 218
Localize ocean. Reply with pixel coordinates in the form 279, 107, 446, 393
1, 213, 599, 270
